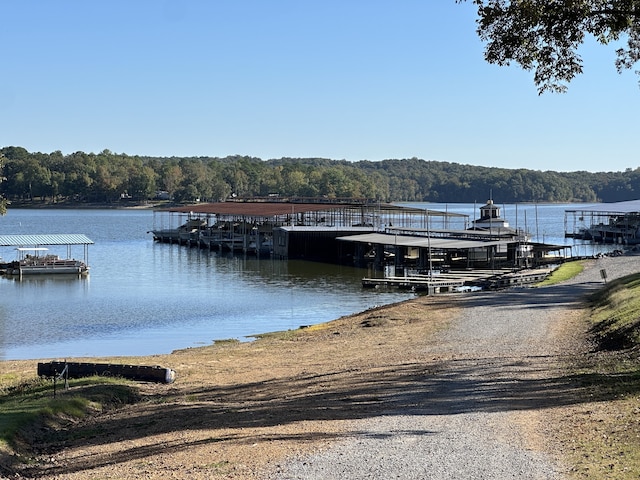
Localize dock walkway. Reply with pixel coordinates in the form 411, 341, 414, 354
362, 267, 554, 293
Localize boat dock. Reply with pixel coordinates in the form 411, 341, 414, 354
362, 276, 465, 293
150, 200, 568, 291
0, 234, 93, 277
150, 201, 464, 262
362, 267, 555, 292
565, 200, 640, 245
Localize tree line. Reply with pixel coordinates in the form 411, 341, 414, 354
1, 146, 639, 206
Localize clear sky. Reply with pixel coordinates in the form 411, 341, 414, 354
1, 1, 638, 173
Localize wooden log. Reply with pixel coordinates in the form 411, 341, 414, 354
37, 361, 176, 384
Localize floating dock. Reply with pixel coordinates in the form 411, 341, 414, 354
362, 267, 554, 293
362, 276, 464, 293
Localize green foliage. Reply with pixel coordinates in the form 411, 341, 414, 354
0, 152, 7, 215
536, 260, 584, 286
2, 146, 640, 205
0, 376, 137, 453
460, 1, 640, 93
589, 273, 640, 350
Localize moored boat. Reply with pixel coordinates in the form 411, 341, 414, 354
2, 248, 89, 276
564, 200, 640, 245
151, 218, 209, 244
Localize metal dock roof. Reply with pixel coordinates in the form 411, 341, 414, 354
158, 201, 466, 218
565, 199, 640, 214
337, 232, 510, 250
0, 234, 94, 247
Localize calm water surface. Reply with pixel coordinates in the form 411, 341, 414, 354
0, 203, 612, 360
1, 208, 414, 360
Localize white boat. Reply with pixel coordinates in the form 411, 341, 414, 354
151, 218, 209, 244
3, 248, 89, 276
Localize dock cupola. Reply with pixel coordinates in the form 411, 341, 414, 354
479, 199, 500, 221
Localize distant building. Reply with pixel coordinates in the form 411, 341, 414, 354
155, 191, 171, 200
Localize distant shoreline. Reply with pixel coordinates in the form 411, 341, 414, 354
6, 201, 165, 210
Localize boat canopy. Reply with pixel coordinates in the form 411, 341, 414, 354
565, 199, 640, 215
0, 234, 94, 246
0, 234, 93, 265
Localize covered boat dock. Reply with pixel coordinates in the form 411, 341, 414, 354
338, 231, 521, 271
338, 231, 567, 291
565, 200, 640, 244
151, 200, 468, 261
0, 234, 94, 275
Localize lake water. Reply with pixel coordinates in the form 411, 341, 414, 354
0, 203, 612, 360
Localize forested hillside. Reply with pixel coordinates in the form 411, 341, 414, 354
1, 146, 638, 205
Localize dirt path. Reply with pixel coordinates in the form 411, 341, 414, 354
4, 255, 636, 479
267, 277, 595, 478
267, 255, 638, 479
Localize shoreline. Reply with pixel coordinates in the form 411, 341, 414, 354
5, 201, 162, 210
1, 294, 460, 478
0, 297, 417, 365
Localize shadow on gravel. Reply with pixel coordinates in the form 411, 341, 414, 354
20, 352, 638, 478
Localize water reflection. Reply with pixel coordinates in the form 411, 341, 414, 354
2, 274, 90, 284
1, 203, 615, 361
0, 209, 414, 360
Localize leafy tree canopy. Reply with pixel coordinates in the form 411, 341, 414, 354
0, 152, 8, 215
460, 0, 640, 93
4, 146, 640, 205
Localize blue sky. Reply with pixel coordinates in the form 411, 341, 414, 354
1, 1, 638, 172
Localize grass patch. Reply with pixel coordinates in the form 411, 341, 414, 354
560, 272, 640, 479
252, 321, 336, 341
588, 273, 640, 350
251, 329, 301, 341
537, 260, 584, 286
213, 338, 240, 345
0, 375, 138, 459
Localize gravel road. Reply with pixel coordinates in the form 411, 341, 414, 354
269, 254, 640, 480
